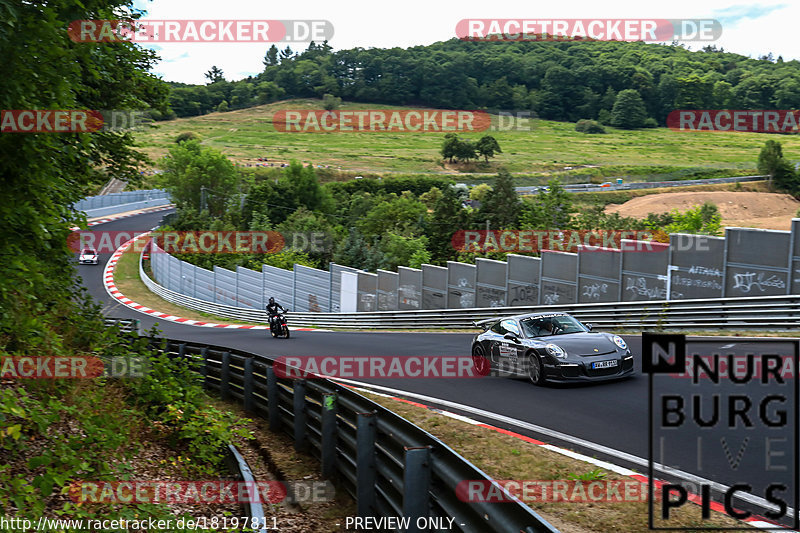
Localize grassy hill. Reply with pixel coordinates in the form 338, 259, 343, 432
135, 98, 800, 185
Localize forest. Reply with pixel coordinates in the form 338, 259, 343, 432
161, 38, 799, 129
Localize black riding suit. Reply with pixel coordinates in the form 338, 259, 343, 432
266, 302, 286, 328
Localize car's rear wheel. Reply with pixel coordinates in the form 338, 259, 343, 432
527, 352, 546, 386
472, 344, 491, 376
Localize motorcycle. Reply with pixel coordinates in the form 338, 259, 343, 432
269, 311, 290, 338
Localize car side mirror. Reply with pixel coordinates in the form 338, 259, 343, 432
504, 333, 519, 342
584, 323, 593, 331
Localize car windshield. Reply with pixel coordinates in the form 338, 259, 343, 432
81, 249, 95, 255
520, 315, 587, 337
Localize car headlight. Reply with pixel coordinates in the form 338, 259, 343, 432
613, 335, 627, 350
545, 343, 567, 358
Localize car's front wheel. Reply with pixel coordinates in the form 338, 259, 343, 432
527, 352, 546, 386
472, 344, 491, 376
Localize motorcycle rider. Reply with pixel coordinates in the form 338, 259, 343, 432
265, 297, 286, 332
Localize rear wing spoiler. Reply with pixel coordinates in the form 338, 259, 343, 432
472, 317, 500, 331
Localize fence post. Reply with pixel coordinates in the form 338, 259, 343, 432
199, 347, 209, 388
403, 446, 432, 532
220, 352, 231, 400
178, 343, 186, 360
321, 394, 338, 478
243, 358, 254, 413
266, 366, 280, 432
356, 411, 376, 516
293, 380, 307, 452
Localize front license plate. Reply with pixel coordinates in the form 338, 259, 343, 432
592, 360, 618, 369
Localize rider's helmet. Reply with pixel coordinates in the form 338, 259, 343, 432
269, 297, 275, 304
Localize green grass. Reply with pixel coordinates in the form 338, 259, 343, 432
135, 98, 800, 184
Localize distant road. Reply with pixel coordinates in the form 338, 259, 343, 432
98, 177, 127, 195
516, 175, 766, 195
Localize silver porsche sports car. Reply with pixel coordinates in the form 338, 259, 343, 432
471, 312, 635, 385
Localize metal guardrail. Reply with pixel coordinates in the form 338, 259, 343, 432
145, 337, 557, 532
73, 189, 169, 211
285, 296, 800, 330
224, 445, 269, 533
516, 175, 766, 194
140, 257, 800, 329
103, 317, 140, 334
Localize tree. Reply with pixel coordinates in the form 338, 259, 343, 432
263, 44, 280, 67
255, 81, 285, 104
276, 207, 339, 264
378, 234, 431, 270
520, 180, 574, 229
322, 93, 342, 111
610, 89, 648, 129
758, 140, 784, 178
455, 139, 477, 163
758, 140, 799, 193
279, 46, 295, 62
216, 100, 229, 112
0, 0, 166, 350
427, 186, 469, 263
469, 183, 493, 202
156, 140, 239, 217
575, 119, 606, 133
476, 135, 502, 162
279, 160, 331, 213
358, 192, 427, 238
333, 228, 383, 271
205, 66, 225, 84
645, 203, 722, 236
480, 169, 520, 229
175, 132, 200, 143
441, 133, 459, 163
419, 187, 443, 209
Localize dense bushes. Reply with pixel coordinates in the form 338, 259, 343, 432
575, 119, 606, 134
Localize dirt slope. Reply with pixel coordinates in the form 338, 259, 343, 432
605, 191, 800, 230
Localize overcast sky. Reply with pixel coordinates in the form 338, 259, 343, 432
130, 0, 793, 84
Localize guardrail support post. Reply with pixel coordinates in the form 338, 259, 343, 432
199, 347, 209, 389
321, 394, 337, 478
243, 358, 254, 413
220, 352, 231, 400
403, 446, 432, 532
178, 343, 186, 360
356, 412, 376, 517
293, 380, 308, 452
266, 366, 280, 432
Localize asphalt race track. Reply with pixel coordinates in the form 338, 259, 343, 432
75, 209, 796, 526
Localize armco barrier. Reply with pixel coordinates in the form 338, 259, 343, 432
140, 251, 800, 329
516, 175, 766, 194
73, 189, 168, 211
143, 336, 558, 532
